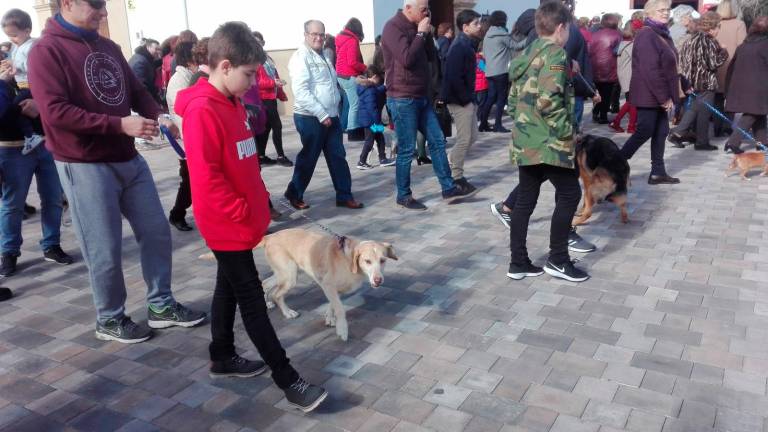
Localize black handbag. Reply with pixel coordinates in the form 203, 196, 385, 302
434, 99, 452, 138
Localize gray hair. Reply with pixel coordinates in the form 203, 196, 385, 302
644, 0, 671, 14
403, 0, 418, 7
303, 20, 325, 33
672, 5, 695, 22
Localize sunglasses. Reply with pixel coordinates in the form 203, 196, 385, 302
82, 0, 107, 10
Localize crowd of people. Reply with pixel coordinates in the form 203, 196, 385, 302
1, 0, 767, 414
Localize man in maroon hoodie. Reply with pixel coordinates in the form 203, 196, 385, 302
28, 0, 205, 344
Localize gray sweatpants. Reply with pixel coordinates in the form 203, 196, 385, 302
56, 155, 175, 324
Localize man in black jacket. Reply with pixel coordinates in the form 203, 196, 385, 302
441, 9, 483, 190
128, 38, 161, 103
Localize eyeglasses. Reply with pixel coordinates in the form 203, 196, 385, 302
306, 32, 326, 39
656, 8, 671, 14
82, 0, 107, 10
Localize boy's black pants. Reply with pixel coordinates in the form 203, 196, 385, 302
169, 159, 191, 222
509, 164, 581, 266
210, 249, 299, 389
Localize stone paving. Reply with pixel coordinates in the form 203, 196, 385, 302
1, 113, 768, 432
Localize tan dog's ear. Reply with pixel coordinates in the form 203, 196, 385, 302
383, 243, 398, 260
351, 246, 362, 274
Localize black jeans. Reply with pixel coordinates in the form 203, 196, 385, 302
671, 90, 714, 147
169, 159, 191, 222
210, 249, 299, 389
509, 164, 581, 266
593, 82, 616, 121
257, 99, 286, 158
713, 92, 734, 136
360, 128, 387, 163
479, 74, 510, 128
620, 107, 669, 176
727, 114, 768, 150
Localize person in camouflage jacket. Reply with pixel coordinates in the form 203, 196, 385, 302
503, 1, 590, 283
508, 37, 575, 168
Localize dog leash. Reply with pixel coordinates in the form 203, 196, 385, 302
159, 125, 187, 158
690, 92, 768, 152
574, 71, 598, 97
275, 199, 348, 249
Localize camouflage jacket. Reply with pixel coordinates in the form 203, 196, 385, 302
508, 38, 575, 169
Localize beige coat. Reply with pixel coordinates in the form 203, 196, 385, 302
716, 18, 747, 92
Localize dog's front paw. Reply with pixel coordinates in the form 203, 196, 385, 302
336, 320, 348, 341
266, 300, 275, 309
283, 309, 300, 319
324, 313, 336, 327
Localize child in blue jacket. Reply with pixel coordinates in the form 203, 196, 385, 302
356, 65, 395, 170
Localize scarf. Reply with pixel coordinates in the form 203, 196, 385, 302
55, 14, 100, 42
644, 18, 670, 38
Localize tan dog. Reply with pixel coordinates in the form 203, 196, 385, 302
256, 228, 397, 341
725, 152, 768, 180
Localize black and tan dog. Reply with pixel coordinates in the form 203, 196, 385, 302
572, 135, 630, 226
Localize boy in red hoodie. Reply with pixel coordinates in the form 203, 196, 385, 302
174, 22, 327, 413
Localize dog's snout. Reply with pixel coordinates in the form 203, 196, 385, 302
373, 276, 383, 286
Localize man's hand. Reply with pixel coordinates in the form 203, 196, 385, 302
159, 117, 180, 138
571, 60, 581, 74
417, 17, 431, 33
275, 78, 286, 87
19, 99, 39, 118
661, 99, 674, 112
0, 66, 12, 82
121, 115, 159, 140
592, 94, 602, 105
321, 118, 332, 127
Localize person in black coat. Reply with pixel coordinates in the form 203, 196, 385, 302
724, 16, 768, 153
128, 38, 161, 103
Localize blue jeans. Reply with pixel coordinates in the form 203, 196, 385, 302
386, 97, 454, 201
285, 115, 353, 202
56, 155, 175, 324
338, 77, 360, 131
0, 145, 64, 256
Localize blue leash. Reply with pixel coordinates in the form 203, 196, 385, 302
690, 92, 768, 152
159, 125, 187, 159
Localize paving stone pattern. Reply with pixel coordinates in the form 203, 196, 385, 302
1, 114, 768, 431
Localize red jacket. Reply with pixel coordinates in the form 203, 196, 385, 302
256, 61, 287, 101
174, 79, 270, 251
475, 53, 488, 92
162, 54, 174, 88
335, 29, 366, 77
589, 28, 622, 83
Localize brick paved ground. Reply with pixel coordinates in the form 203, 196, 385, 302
1, 113, 767, 432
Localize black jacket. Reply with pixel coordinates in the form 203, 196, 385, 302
441, 32, 479, 106
726, 35, 768, 115
128, 46, 160, 102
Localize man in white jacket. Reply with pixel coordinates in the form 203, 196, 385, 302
284, 20, 363, 210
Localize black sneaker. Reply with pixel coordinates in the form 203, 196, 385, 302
275, 156, 294, 167
284, 377, 328, 413
442, 182, 478, 202
43, 246, 74, 265
357, 161, 374, 170
544, 260, 590, 282
667, 134, 685, 148
169, 217, 194, 232
490, 202, 511, 229
95, 317, 152, 344
259, 156, 277, 166
493, 125, 511, 133
147, 302, 206, 329
23, 203, 36, 216
506, 261, 544, 280
568, 228, 596, 253
0, 254, 17, 277
396, 197, 427, 211
0, 287, 12, 302
379, 158, 396, 167
210, 354, 268, 378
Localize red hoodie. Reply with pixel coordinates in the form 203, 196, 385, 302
335, 29, 367, 77
174, 79, 270, 251
28, 17, 160, 163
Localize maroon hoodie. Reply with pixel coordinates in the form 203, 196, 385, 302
28, 17, 161, 163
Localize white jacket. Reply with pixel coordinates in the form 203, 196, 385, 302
166, 65, 195, 134
288, 43, 340, 121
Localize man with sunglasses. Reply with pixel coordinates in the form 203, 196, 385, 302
27, 0, 206, 343
381, 0, 478, 211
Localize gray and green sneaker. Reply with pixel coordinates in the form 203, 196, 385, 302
96, 317, 152, 344
148, 302, 206, 329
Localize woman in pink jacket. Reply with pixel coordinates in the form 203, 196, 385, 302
335, 18, 367, 132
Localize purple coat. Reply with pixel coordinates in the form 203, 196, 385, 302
629, 26, 680, 108
589, 28, 622, 82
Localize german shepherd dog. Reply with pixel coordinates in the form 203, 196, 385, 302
572, 135, 630, 225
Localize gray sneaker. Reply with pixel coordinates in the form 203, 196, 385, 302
284, 377, 328, 413
568, 228, 596, 253
96, 317, 152, 344
148, 302, 206, 329
491, 202, 512, 229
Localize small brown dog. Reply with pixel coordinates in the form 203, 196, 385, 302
725, 152, 768, 180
